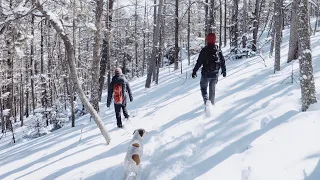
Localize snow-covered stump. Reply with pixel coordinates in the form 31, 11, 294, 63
297, 0, 318, 111
124, 129, 147, 180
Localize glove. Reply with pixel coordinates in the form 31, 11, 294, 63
222, 71, 226, 77
192, 72, 197, 79
106, 103, 110, 108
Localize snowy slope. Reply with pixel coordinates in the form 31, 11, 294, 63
1, 31, 320, 180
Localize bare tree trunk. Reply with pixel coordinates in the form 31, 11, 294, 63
90, 0, 103, 112
252, 0, 260, 51
99, 0, 114, 101
209, 0, 215, 33
152, 0, 157, 82
71, 0, 76, 127
219, 0, 222, 48
224, 0, 227, 46
134, 0, 138, 77
0, 87, 4, 133
243, 0, 248, 34
287, 0, 299, 62
174, 0, 179, 71
205, 0, 209, 36
231, 0, 239, 49
36, 1, 111, 144
274, 0, 282, 72
31, 0, 36, 114
156, 0, 166, 84
20, 74, 23, 126
142, 0, 147, 76
297, 0, 317, 111
145, 0, 163, 88
187, 0, 191, 65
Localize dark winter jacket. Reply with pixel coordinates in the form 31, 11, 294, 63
107, 74, 133, 107
192, 45, 226, 78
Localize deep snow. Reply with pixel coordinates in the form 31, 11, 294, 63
1, 28, 320, 180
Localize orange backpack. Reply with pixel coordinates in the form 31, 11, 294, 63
113, 83, 124, 104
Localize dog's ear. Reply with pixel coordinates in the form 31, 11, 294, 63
137, 129, 147, 137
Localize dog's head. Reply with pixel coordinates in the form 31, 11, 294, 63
133, 128, 147, 138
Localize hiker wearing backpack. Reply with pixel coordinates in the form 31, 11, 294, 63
192, 33, 226, 106
107, 68, 133, 128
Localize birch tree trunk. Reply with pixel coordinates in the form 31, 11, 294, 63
145, 0, 163, 88
297, 0, 317, 111
287, 0, 299, 62
36, 1, 111, 144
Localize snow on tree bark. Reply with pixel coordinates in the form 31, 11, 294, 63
297, 0, 317, 111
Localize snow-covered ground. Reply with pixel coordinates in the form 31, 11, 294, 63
1, 28, 320, 180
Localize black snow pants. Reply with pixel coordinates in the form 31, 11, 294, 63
114, 103, 129, 127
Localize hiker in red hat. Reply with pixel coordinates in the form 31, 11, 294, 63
107, 68, 133, 128
192, 33, 227, 108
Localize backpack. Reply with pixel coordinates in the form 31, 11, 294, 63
113, 83, 124, 104
203, 46, 220, 73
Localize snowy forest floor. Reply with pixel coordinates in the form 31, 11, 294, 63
1, 27, 320, 179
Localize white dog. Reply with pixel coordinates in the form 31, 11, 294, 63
124, 129, 147, 180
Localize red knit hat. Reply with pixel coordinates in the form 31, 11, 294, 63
206, 33, 216, 45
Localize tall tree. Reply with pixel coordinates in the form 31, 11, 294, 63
174, 0, 179, 71
297, 0, 317, 111
99, 0, 114, 100
224, 0, 227, 46
274, 0, 282, 72
231, 0, 239, 49
252, 0, 260, 51
287, 0, 299, 62
90, 0, 103, 112
209, 0, 215, 33
145, 0, 163, 88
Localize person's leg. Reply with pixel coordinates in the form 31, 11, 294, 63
209, 78, 218, 105
200, 76, 209, 104
114, 104, 122, 127
122, 104, 129, 119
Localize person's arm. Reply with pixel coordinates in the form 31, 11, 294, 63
192, 49, 205, 74
219, 51, 226, 76
126, 80, 133, 102
107, 80, 114, 107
